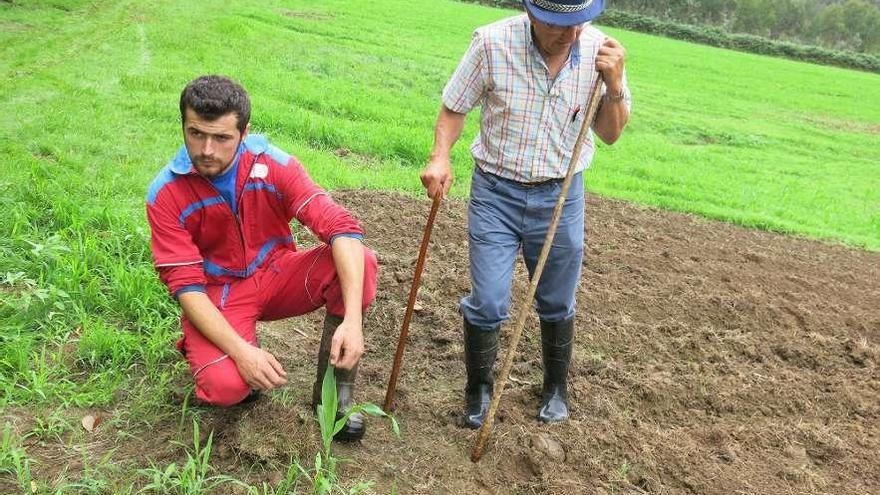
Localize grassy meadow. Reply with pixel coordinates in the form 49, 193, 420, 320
0, 0, 878, 492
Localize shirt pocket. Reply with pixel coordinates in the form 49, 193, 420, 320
556, 91, 587, 149
488, 84, 528, 136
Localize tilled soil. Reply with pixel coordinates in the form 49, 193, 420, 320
259, 190, 880, 494
13, 189, 880, 494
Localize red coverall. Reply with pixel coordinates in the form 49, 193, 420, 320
146, 134, 378, 405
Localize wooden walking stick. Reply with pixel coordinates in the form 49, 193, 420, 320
384, 192, 443, 412
471, 75, 605, 462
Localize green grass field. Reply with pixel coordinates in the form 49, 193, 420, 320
1, 0, 878, 492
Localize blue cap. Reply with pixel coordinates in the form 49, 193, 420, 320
522, 0, 605, 27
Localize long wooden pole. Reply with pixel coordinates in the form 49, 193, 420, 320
384, 193, 443, 412
471, 76, 605, 462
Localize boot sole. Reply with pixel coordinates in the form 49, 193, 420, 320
333, 427, 365, 442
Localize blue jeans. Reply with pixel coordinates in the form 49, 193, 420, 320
460, 167, 585, 330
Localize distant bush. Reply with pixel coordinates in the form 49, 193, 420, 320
459, 1, 880, 73
601, 10, 880, 74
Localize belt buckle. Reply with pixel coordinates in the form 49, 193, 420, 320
523, 178, 558, 188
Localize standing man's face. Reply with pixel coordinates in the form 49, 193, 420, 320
529, 14, 584, 57
182, 108, 248, 178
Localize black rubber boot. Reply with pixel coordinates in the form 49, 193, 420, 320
313, 313, 365, 442
463, 318, 499, 429
537, 318, 574, 423
239, 389, 262, 405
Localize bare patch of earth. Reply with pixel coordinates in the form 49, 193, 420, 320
278, 9, 334, 21
0, 20, 30, 32
803, 114, 880, 136
10, 190, 880, 494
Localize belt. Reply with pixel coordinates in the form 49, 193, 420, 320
519, 177, 564, 188
491, 172, 564, 188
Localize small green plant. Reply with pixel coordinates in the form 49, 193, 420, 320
137, 419, 248, 494
607, 459, 633, 495
51, 449, 120, 495
269, 388, 297, 408
0, 423, 34, 493
246, 460, 302, 495
300, 366, 400, 495
30, 407, 73, 442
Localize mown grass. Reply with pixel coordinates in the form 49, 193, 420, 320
0, 0, 878, 491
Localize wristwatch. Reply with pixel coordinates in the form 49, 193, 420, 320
602, 89, 626, 103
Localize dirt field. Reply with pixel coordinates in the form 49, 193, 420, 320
17, 190, 880, 494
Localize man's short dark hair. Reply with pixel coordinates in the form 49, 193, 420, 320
179, 75, 251, 133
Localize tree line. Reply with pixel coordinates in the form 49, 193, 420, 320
613, 0, 880, 54
469, 0, 880, 54
465, 0, 880, 72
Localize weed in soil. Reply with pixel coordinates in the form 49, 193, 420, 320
137, 419, 250, 494
298, 365, 400, 495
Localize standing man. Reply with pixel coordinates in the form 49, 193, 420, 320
420, 0, 630, 427
147, 75, 377, 441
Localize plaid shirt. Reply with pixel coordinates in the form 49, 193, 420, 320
443, 15, 632, 183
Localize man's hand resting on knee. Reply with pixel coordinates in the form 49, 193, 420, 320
231, 344, 288, 391
179, 291, 288, 391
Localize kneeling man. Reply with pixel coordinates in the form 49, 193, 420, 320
146, 75, 377, 441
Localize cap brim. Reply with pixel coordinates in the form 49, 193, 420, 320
522, 0, 605, 27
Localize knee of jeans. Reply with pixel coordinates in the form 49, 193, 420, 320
461, 295, 508, 329
534, 283, 577, 321
535, 302, 575, 323
195, 365, 251, 407
362, 247, 379, 309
